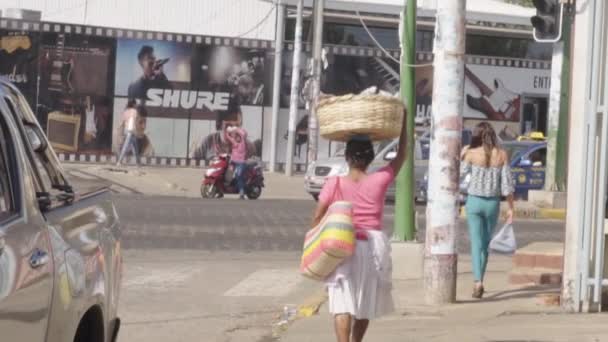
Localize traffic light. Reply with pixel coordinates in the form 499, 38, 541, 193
531, 0, 563, 42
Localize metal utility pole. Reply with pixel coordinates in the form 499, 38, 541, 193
544, 11, 571, 192
269, 0, 286, 173
285, 0, 304, 176
393, 0, 417, 242
424, 0, 466, 305
307, 0, 324, 165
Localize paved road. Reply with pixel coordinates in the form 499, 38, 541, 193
115, 195, 564, 253
114, 195, 565, 342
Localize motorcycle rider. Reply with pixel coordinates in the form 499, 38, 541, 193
225, 125, 248, 199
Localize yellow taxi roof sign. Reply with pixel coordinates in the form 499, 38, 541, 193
517, 131, 546, 141
529, 132, 545, 140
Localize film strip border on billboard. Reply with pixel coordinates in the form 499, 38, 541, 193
285, 42, 402, 60
283, 42, 551, 70
0, 18, 274, 49
56, 153, 308, 172
415, 51, 551, 70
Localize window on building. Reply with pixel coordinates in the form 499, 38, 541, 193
286, 20, 434, 51
416, 30, 434, 52
285, 19, 551, 60
466, 34, 552, 60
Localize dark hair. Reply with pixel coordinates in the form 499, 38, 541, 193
216, 95, 242, 130
100, 96, 111, 107
470, 122, 498, 167
138, 45, 154, 62
136, 104, 148, 118
126, 99, 137, 109
345, 139, 375, 170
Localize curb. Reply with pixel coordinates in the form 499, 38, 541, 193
460, 206, 566, 221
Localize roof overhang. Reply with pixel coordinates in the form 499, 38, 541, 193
271, 0, 534, 27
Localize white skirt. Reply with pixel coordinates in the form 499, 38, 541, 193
325, 230, 394, 320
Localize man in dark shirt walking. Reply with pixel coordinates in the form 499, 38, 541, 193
128, 45, 171, 100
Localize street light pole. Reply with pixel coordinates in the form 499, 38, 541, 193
424, 0, 466, 305
269, 0, 286, 173
393, 0, 417, 242
285, 0, 304, 176
307, 0, 324, 165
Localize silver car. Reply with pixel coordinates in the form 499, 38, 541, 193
0, 79, 122, 342
304, 139, 429, 201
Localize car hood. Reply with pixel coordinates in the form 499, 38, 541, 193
65, 170, 112, 197
310, 157, 346, 169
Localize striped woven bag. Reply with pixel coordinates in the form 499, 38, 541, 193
300, 178, 355, 281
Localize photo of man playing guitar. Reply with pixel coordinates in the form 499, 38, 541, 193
465, 65, 522, 122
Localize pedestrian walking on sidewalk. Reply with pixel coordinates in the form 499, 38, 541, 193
116, 100, 140, 167
461, 122, 515, 299
310, 113, 408, 342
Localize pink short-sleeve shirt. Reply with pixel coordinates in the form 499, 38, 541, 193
319, 166, 396, 230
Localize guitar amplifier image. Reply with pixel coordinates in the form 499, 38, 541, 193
47, 111, 81, 152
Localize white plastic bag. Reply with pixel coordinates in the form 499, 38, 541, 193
489, 223, 517, 254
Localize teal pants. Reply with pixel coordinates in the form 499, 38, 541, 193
465, 195, 500, 282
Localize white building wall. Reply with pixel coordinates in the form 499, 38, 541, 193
0, 0, 277, 40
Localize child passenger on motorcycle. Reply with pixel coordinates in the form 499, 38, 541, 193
225, 126, 248, 199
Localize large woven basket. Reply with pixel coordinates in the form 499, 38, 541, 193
317, 94, 404, 142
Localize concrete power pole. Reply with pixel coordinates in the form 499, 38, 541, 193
269, 0, 286, 173
424, 0, 466, 305
544, 12, 571, 192
307, 0, 324, 165
285, 0, 304, 176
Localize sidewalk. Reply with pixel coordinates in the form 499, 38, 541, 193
63, 163, 311, 200
280, 255, 607, 342
461, 201, 567, 221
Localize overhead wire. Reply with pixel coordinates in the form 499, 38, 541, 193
235, 3, 277, 38
355, 10, 434, 68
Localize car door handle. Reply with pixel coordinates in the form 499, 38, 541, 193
29, 249, 49, 269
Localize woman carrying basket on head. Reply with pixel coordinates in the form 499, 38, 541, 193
311, 110, 408, 342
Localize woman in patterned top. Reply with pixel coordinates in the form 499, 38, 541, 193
461, 122, 515, 299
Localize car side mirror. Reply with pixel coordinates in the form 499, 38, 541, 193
519, 159, 532, 167
24, 125, 47, 153
384, 151, 397, 161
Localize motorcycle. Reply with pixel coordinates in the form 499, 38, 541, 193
201, 154, 264, 199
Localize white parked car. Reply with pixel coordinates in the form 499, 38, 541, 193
304, 139, 429, 201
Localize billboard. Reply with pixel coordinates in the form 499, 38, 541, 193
36, 33, 116, 154
113, 39, 266, 159
0, 30, 40, 108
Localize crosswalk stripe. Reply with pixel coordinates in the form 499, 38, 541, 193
224, 269, 301, 297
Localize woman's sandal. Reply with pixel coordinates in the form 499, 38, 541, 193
472, 285, 485, 299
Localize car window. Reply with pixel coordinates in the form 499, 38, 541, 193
528, 147, 547, 167
3, 98, 53, 192
504, 144, 530, 162
0, 110, 19, 221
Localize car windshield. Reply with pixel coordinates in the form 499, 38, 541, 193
504, 144, 533, 162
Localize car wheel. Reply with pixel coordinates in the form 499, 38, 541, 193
74, 307, 104, 342
246, 185, 262, 200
